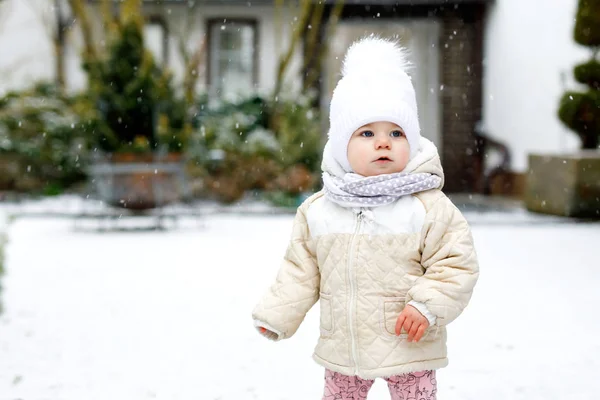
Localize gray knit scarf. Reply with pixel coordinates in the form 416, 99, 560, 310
323, 171, 441, 208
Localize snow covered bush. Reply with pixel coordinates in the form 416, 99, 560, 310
0, 82, 101, 193
188, 93, 323, 202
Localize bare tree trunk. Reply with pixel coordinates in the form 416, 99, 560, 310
303, 0, 344, 94
173, 1, 206, 105
274, 0, 284, 58
183, 39, 206, 105
178, 36, 206, 143
100, 0, 117, 37
303, 0, 325, 68
66, 0, 98, 62
172, 1, 206, 140
53, 0, 66, 90
272, 0, 313, 101
53, 39, 66, 90
120, 0, 143, 26
23, 0, 71, 91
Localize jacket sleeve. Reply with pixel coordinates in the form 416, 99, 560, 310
406, 194, 479, 326
252, 201, 320, 341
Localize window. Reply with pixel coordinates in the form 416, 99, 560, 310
207, 19, 257, 99
144, 16, 169, 66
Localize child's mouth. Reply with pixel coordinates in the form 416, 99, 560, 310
374, 157, 392, 163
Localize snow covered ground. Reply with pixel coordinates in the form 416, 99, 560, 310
0, 209, 7, 287
0, 205, 599, 399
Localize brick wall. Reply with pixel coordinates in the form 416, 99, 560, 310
439, 6, 485, 192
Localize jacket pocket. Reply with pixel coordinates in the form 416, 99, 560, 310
320, 293, 334, 337
380, 296, 409, 340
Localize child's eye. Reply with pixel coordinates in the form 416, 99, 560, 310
360, 131, 374, 137
390, 130, 404, 138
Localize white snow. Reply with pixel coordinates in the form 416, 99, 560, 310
0, 210, 7, 272
0, 208, 599, 399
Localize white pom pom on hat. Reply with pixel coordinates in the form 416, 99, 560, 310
341, 35, 412, 77
328, 35, 421, 173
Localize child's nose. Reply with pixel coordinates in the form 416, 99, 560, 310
375, 135, 391, 149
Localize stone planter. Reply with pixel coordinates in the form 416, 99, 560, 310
525, 151, 600, 218
89, 153, 189, 210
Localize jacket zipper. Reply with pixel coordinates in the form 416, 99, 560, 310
347, 211, 363, 376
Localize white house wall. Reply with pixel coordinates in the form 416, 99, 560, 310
0, 0, 57, 96
0, 1, 304, 98
483, 0, 589, 172
149, 3, 304, 97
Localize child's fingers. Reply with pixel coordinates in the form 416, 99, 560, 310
407, 322, 420, 342
413, 324, 427, 342
402, 319, 414, 337
395, 314, 406, 336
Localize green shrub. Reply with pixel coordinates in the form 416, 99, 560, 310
0, 82, 101, 191
188, 92, 324, 201
559, 91, 600, 136
574, 0, 600, 47
574, 59, 600, 88
270, 94, 323, 172
192, 93, 322, 170
558, 0, 600, 149
83, 20, 187, 154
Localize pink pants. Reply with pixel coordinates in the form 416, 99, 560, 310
323, 369, 437, 400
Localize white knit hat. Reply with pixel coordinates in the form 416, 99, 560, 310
328, 36, 421, 173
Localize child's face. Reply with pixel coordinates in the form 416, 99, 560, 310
347, 121, 410, 176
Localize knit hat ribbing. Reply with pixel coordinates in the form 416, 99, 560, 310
328, 36, 421, 173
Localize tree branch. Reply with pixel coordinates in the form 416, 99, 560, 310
303, 0, 324, 64
66, 0, 98, 61
272, 0, 313, 100
183, 37, 206, 104
120, 0, 143, 27
100, 0, 117, 36
303, 0, 344, 94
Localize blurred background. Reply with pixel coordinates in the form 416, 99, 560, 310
0, 0, 599, 399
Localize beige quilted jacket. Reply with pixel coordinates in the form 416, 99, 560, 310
252, 138, 479, 379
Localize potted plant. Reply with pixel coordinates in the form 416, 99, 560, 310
525, 0, 600, 218
83, 10, 190, 210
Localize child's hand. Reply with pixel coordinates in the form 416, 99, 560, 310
258, 326, 279, 341
395, 305, 430, 342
